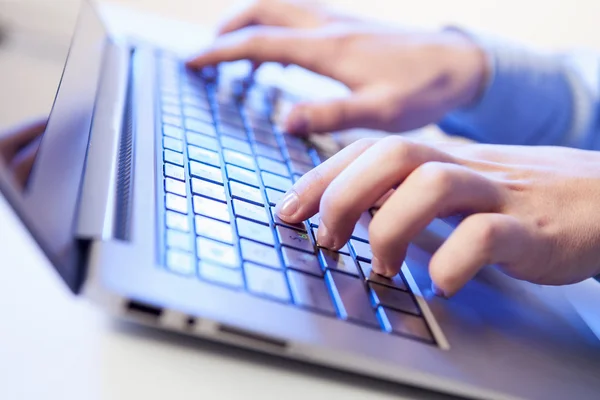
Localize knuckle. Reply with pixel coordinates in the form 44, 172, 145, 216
353, 137, 378, 149
470, 216, 501, 257
412, 162, 457, 198
378, 136, 415, 164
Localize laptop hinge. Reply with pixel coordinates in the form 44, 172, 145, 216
76, 39, 133, 240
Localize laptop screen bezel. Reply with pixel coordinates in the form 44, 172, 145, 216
0, 1, 109, 293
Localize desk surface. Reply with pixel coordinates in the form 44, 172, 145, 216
0, 1, 598, 399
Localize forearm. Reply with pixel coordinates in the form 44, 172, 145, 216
439, 34, 600, 149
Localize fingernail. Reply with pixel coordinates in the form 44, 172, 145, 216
371, 256, 386, 275
286, 108, 309, 134
431, 283, 447, 298
275, 191, 299, 218
317, 222, 335, 250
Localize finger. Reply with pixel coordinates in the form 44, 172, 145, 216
0, 118, 46, 161
274, 137, 378, 222
284, 91, 390, 136
9, 136, 41, 187
217, 0, 325, 36
429, 213, 530, 297
186, 28, 332, 77
217, 1, 260, 36
369, 162, 502, 277
316, 137, 454, 250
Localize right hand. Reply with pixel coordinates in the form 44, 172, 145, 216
187, 0, 489, 136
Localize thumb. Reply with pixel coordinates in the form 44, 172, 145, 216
284, 92, 385, 136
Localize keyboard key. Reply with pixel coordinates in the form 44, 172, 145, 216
199, 261, 243, 289
165, 177, 187, 197
276, 225, 314, 253
233, 199, 269, 225
352, 213, 371, 242
288, 270, 336, 315
164, 163, 185, 181
282, 134, 308, 150
182, 93, 209, 110
351, 239, 372, 262
191, 178, 226, 202
282, 247, 323, 276
197, 237, 239, 268
164, 149, 184, 166
327, 271, 379, 328
265, 188, 285, 206
308, 213, 320, 227
166, 249, 194, 275
292, 174, 303, 183
223, 149, 255, 171
255, 143, 284, 162
261, 171, 292, 192
289, 159, 312, 176
257, 156, 289, 177
216, 107, 245, 128
188, 145, 221, 167
166, 210, 190, 232
286, 146, 313, 165
220, 124, 248, 141
166, 229, 192, 252
230, 181, 263, 205
195, 215, 234, 244
236, 218, 274, 246
244, 262, 290, 302
183, 105, 212, 121
161, 93, 180, 107
270, 207, 306, 231
163, 125, 184, 140
370, 283, 420, 315
189, 161, 223, 184
251, 130, 279, 147
165, 193, 188, 214
240, 239, 281, 269
162, 104, 181, 116
163, 137, 183, 153
358, 261, 408, 291
319, 250, 359, 276
227, 164, 259, 187
221, 135, 252, 155
185, 118, 216, 137
187, 132, 219, 151
163, 114, 183, 128
380, 307, 433, 342
193, 196, 230, 222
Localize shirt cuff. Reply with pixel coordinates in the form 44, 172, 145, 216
438, 30, 573, 147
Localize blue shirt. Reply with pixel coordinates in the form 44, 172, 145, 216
439, 34, 600, 150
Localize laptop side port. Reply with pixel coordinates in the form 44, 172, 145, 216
126, 300, 163, 320
217, 324, 288, 352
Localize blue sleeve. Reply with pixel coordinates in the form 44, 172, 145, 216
438, 34, 600, 150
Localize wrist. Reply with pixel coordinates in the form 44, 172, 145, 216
439, 27, 492, 109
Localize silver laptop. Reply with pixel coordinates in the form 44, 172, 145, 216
1, 2, 600, 399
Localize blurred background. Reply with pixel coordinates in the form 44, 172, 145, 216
1, 0, 600, 132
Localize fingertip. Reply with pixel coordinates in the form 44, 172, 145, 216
285, 105, 310, 135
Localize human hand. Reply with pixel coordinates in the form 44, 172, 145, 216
187, 0, 488, 136
273, 136, 600, 297
0, 118, 46, 188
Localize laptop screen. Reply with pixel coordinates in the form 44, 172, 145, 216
0, 1, 107, 292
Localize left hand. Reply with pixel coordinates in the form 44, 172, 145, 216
0, 118, 46, 188
274, 136, 600, 297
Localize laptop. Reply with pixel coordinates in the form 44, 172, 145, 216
1, 2, 600, 399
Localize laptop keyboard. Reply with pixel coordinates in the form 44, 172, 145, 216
155, 53, 435, 345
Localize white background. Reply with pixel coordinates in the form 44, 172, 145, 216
0, 1, 598, 399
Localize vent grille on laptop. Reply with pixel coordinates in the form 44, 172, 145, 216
113, 50, 135, 240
